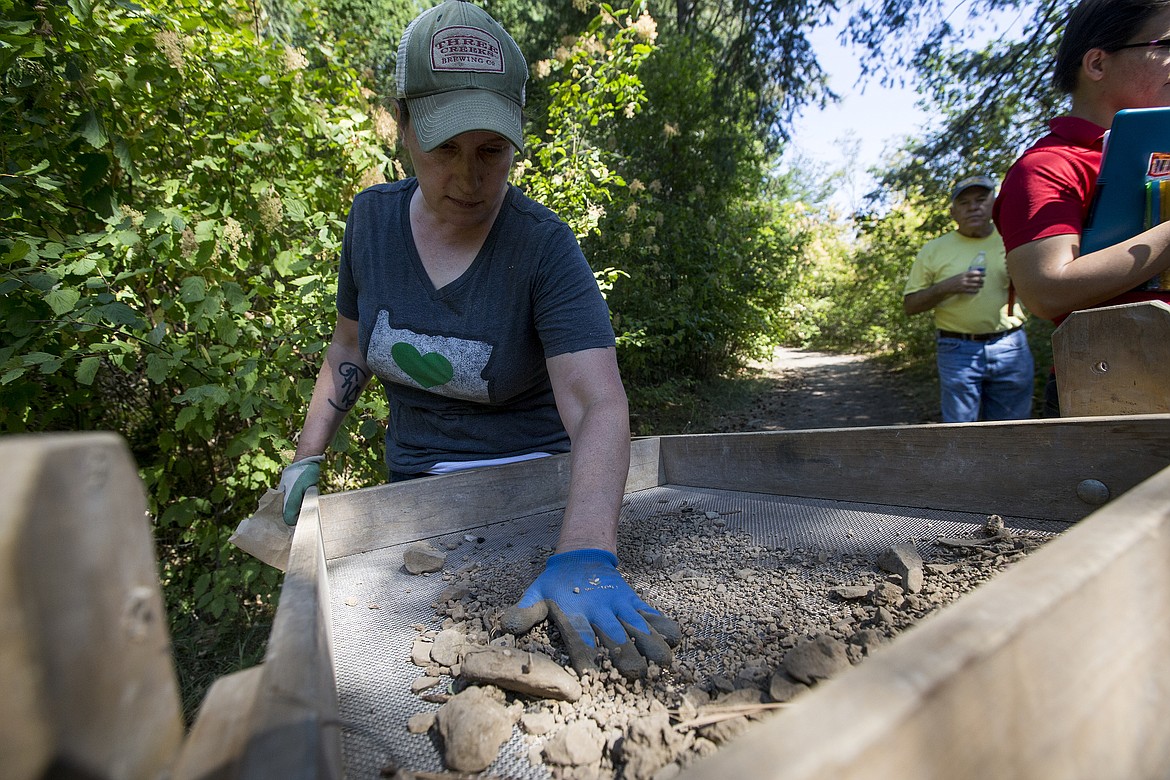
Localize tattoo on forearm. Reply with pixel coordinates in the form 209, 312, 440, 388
328, 361, 368, 412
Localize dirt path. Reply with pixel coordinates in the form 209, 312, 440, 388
710, 346, 937, 432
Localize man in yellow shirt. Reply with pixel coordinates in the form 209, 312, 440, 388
903, 174, 1034, 422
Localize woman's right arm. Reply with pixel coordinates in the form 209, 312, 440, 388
292, 314, 372, 461
1007, 221, 1170, 321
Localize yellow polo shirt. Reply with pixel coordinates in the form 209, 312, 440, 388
903, 229, 1025, 333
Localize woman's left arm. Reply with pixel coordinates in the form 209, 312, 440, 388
545, 346, 630, 554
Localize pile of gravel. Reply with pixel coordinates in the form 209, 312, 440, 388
385, 499, 1051, 780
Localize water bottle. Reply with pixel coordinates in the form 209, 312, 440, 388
968, 251, 987, 276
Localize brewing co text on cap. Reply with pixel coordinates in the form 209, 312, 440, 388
396, 0, 528, 152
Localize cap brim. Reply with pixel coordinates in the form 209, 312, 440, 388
951, 185, 993, 201
409, 89, 525, 153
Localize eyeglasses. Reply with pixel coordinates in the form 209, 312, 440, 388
1112, 37, 1170, 51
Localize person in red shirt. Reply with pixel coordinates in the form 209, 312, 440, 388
993, 0, 1170, 414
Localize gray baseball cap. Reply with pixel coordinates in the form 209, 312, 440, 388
950, 174, 996, 201
395, 0, 528, 152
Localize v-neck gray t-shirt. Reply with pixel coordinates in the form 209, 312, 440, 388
336, 178, 616, 474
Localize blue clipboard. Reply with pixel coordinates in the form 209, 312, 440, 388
1080, 106, 1170, 255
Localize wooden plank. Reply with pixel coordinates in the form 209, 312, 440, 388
242, 488, 343, 779
175, 488, 342, 780
1053, 300, 1170, 417
0, 433, 184, 780
318, 437, 662, 561
657, 415, 1170, 522
172, 667, 264, 779
681, 462, 1170, 780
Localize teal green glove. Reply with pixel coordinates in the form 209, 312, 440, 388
278, 455, 323, 525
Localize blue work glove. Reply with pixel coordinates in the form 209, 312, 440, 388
500, 549, 681, 678
278, 455, 323, 525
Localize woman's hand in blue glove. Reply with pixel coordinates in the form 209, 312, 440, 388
500, 549, 681, 678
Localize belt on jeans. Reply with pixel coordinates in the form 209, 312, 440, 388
937, 325, 1022, 342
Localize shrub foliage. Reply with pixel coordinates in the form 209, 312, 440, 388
1, 0, 814, 710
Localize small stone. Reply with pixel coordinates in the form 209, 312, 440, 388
435, 686, 516, 773
618, 707, 681, 780
438, 584, 471, 602
410, 638, 433, 667
831, 584, 875, 600
849, 628, 886, 651
459, 645, 583, 702
407, 711, 435, 734
733, 666, 770, 690
698, 715, 750, 745
344, 596, 359, 607
877, 542, 925, 594
403, 542, 446, 575
768, 671, 807, 703
681, 686, 710, 710
709, 675, 735, 694
430, 628, 467, 667
411, 676, 441, 694
710, 688, 764, 707
520, 710, 556, 735
544, 719, 604, 766
782, 634, 850, 684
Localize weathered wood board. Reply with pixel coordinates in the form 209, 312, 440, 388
175, 487, 342, 780
317, 435, 661, 561
0, 433, 184, 780
1053, 300, 1170, 417
656, 415, 1170, 522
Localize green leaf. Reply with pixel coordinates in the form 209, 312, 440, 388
44, 288, 80, 315
76, 356, 101, 385
79, 110, 108, 149
176, 405, 199, 430
3, 240, 32, 265
67, 0, 93, 20
175, 384, 231, 407
274, 250, 294, 276
143, 209, 166, 230
179, 276, 206, 302
98, 302, 143, 327
145, 353, 170, 384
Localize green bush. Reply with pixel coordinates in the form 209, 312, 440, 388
5, 0, 806, 713
583, 32, 809, 386
0, 0, 394, 712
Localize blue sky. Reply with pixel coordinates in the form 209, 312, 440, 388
783, 2, 1030, 212
783, 21, 928, 212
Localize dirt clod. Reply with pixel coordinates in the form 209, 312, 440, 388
434, 685, 517, 773
544, 719, 605, 767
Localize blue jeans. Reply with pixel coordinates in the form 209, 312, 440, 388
937, 328, 1034, 422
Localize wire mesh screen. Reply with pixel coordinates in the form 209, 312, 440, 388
328, 485, 1065, 778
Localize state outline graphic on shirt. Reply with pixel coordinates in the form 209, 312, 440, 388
366, 309, 492, 403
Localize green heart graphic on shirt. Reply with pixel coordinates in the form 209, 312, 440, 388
391, 342, 454, 388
